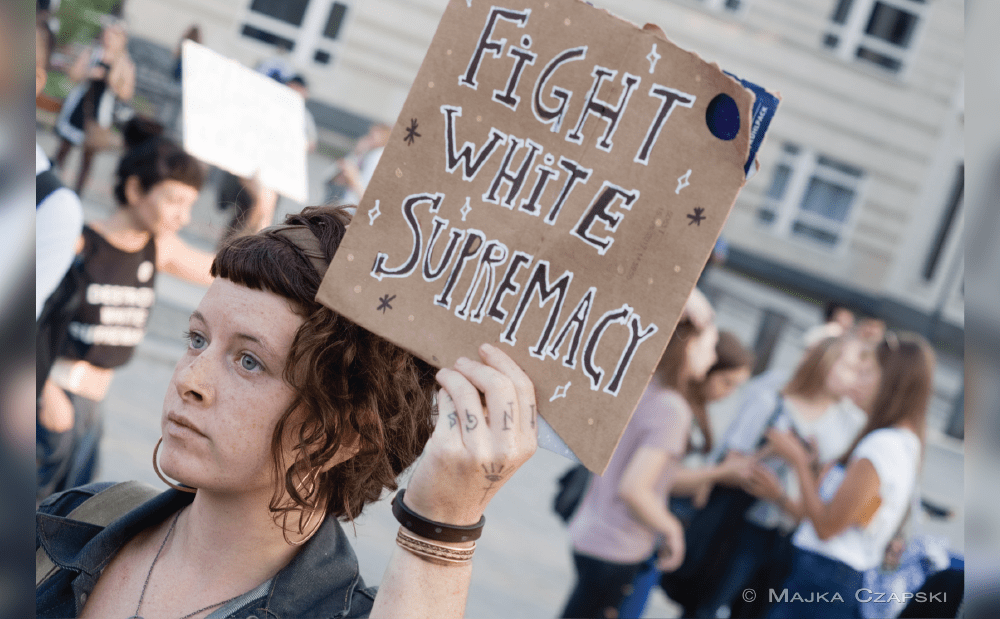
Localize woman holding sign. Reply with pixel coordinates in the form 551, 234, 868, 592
561, 292, 719, 619
36, 206, 539, 619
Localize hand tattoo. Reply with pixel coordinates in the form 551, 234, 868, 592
530, 404, 536, 429
448, 412, 459, 429
503, 403, 514, 431
465, 410, 478, 432
481, 463, 505, 503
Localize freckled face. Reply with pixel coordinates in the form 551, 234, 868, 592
159, 278, 304, 494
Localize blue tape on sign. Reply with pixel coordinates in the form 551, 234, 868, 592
725, 71, 779, 178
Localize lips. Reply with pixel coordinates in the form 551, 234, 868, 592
166, 412, 207, 437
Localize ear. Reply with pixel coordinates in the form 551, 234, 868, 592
123, 175, 145, 206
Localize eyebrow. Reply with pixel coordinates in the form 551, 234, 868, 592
190, 310, 278, 360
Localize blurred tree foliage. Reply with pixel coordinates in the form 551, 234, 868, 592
54, 0, 121, 46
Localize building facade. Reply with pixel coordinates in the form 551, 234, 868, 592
120, 0, 964, 347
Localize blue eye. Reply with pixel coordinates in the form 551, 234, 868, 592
240, 354, 260, 372
185, 331, 207, 350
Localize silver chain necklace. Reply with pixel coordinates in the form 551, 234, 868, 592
127, 509, 256, 619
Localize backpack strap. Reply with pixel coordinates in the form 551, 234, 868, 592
36, 169, 64, 209
36, 480, 162, 587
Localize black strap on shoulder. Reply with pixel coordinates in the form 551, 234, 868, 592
36, 169, 64, 208
754, 395, 786, 449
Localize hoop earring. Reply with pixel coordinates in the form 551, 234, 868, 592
153, 437, 198, 494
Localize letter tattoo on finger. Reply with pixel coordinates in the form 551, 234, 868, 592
503, 402, 514, 431
465, 410, 478, 431
530, 404, 536, 429
448, 412, 459, 429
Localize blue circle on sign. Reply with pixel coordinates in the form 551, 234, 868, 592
705, 93, 740, 141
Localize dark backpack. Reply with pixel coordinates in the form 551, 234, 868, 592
553, 463, 592, 523
36, 171, 88, 400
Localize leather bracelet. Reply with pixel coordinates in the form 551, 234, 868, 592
391, 489, 485, 543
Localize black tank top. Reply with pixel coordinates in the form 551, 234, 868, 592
61, 225, 157, 369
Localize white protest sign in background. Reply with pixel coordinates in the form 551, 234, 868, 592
181, 40, 308, 203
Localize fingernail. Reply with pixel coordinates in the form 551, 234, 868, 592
480, 343, 495, 354
455, 356, 471, 366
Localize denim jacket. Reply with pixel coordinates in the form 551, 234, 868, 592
36, 482, 376, 619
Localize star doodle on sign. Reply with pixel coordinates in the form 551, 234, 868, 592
646, 43, 661, 74
376, 294, 396, 313
403, 118, 421, 145
687, 207, 707, 226
549, 381, 571, 402
368, 200, 381, 225
675, 169, 692, 194
460, 196, 472, 221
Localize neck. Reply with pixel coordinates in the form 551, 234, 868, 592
98, 210, 152, 250
167, 488, 311, 588
893, 419, 920, 436
787, 391, 838, 419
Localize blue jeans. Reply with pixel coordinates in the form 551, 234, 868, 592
618, 555, 660, 618
562, 553, 646, 618
36, 391, 102, 505
767, 548, 864, 619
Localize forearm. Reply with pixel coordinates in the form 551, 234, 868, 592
623, 488, 681, 538
158, 237, 215, 286
371, 537, 473, 619
792, 458, 829, 531
669, 465, 724, 496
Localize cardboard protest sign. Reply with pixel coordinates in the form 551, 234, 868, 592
182, 40, 308, 202
318, 0, 772, 474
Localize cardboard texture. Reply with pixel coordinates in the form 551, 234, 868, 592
317, 0, 760, 474
181, 40, 308, 202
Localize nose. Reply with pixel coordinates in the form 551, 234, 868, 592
174, 349, 215, 406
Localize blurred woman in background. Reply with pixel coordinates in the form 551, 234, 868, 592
765, 332, 933, 619
37, 123, 212, 504
561, 291, 719, 619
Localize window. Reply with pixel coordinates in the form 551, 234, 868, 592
823, 0, 928, 75
758, 144, 865, 249
323, 2, 348, 40
250, 0, 310, 27
241, 0, 351, 67
698, 0, 750, 13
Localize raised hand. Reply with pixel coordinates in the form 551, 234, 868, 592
403, 343, 539, 527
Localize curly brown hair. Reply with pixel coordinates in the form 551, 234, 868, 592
210, 206, 437, 531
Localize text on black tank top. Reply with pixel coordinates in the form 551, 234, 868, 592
61, 225, 157, 369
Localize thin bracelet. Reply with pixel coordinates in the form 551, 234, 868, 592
391, 489, 485, 543
396, 527, 475, 566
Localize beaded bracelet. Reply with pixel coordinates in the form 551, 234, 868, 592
391, 489, 485, 543
396, 527, 475, 566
